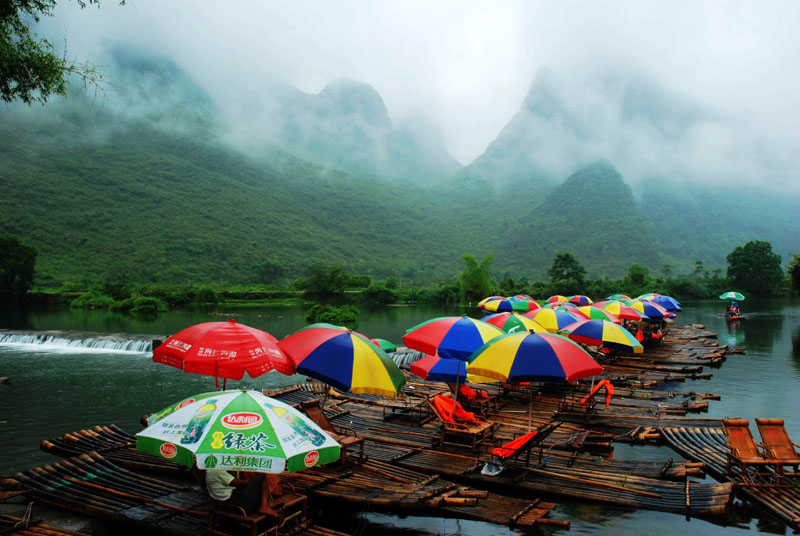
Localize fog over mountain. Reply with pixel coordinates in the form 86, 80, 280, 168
34, 1, 800, 193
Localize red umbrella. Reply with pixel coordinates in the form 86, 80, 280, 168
153, 319, 292, 387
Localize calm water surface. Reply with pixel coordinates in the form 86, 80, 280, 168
1, 299, 799, 535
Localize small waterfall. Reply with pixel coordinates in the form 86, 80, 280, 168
0, 330, 156, 353
391, 348, 427, 367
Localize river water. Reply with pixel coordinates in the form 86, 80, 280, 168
1, 299, 799, 535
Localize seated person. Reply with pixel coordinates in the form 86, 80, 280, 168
205, 469, 283, 517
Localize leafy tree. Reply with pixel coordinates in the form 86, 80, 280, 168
626, 263, 649, 287
660, 264, 673, 278
726, 240, 783, 296
0, 233, 37, 303
787, 254, 800, 295
257, 261, 284, 284
384, 277, 398, 289
548, 252, 586, 294
302, 263, 346, 297
1, 0, 123, 104
459, 254, 494, 303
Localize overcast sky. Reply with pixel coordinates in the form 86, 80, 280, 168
42, 0, 800, 187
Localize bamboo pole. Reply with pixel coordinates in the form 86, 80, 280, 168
518, 466, 662, 498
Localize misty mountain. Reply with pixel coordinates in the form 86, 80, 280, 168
503, 161, 660, 277
267, 78, 462, 183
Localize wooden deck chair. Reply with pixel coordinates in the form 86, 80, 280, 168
490, 421, 561, 468
451, 384, 498, 417
427, 394, 495, 450
721, 419, 783, 486
299, 399, 365, 463
755, 418, 800, 473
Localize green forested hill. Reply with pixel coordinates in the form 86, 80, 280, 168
502, 161, 660, 278
0, 114, 499, 285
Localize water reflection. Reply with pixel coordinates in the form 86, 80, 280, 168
792, 325, 800, 372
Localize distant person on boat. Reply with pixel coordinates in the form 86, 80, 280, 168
728, 301, 740, 318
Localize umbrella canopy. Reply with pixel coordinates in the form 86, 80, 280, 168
403, 316, 504, 361
597, 300, 650, 321
524, 308, 583, 333
605, 294, 631, 301
575, 306, 621, 324
371, 338, 398, 353
467, 332, 603, 383
719, 291, 745, 300
559, 319, 644, 353
481, 297, 537, 313
546, 295, 570, 304
482, 312, 548, 334
152, 319, 292, 382
410, 354, 495, 384
629, 300, 669, 320
637, 293, 661, 301
568, 295, 593, 305
136, 390, 340, 473
478, 296, 505, 307
650, 295, 682, 312
279, 324, 405, 397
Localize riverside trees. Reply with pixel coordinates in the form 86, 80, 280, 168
0, 234, 37, 304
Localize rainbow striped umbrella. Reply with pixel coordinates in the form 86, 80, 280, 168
559, 319, 644, 353
637, 293, 661, 301
546, 295, 570, 304
605, 294, 631, 301
478, 296, 505, 307
279, 324, 405, 397
524, 308, 583, 333
651, 295, 682, 312
597, 300, 650, 321
575, 306, 621, 324
542, 301, 578, 309
481, 297, 537, 313
410, 354, 495, 384
568, 295, 593, 305
403, 316, 504, 361
467, 332, 603, 383
629, 300, 669, 320
551, 305, 588, 317
483, 312, 548, 334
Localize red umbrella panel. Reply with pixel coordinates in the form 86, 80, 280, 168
153, 319, 292, 384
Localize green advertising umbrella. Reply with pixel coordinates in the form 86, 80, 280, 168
137, 390, 340, 473
719, 291, 745, 300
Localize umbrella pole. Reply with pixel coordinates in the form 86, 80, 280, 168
528, 387, 533, 433
223, 378, 227, 391
453, 360, 462, 407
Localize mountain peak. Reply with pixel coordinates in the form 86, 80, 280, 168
317, 78, 391, 130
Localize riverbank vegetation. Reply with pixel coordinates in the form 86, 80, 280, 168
4, 233, 797, 318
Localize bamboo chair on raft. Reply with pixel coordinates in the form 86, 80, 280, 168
755, 418, 800, 474
299, 399, 365, 463
427, 394, 495, 450
192, 467, 307, 536
449, 384, 498, 418
489, 421, 562, 468
721, 419, 784, 487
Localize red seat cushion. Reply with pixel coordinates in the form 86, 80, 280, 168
492, 431, 538, 459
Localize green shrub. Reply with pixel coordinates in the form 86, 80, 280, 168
111, 297, 136, 313
304, 304, 359, 326
130, 296, 167, 316
70, 292, 115, 310
362, 285, 397, 305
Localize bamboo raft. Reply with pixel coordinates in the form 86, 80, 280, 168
0, 514, 88, 536
33, 428, 568, 532
40, 425, 186, 476
259, 389, 732, 519
283, 457, 568, 530
660, 426, 800, 529
0, 453, 209, 536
